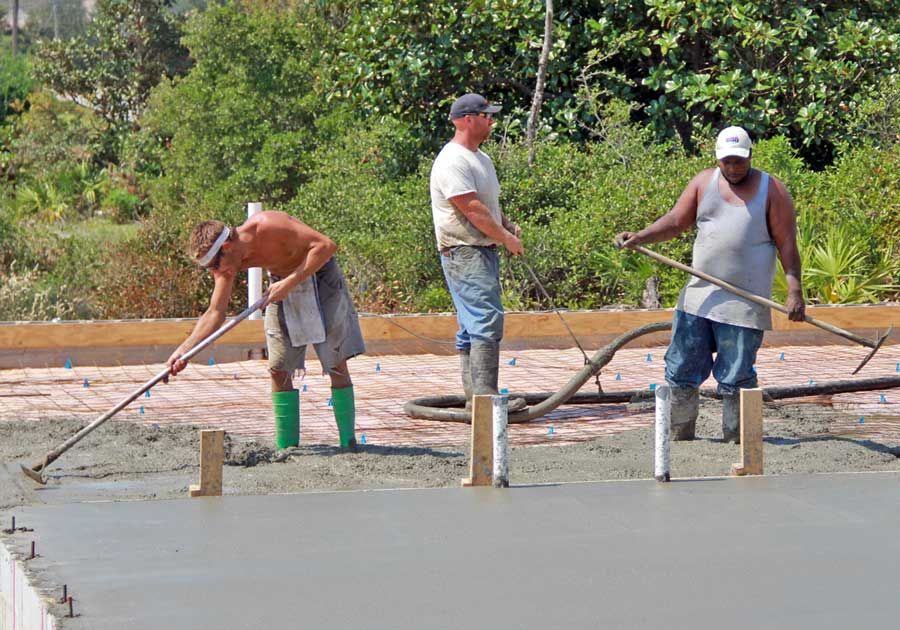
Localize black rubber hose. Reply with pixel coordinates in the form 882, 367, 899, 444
404, 321, 900, 424
403, 321, 673, 423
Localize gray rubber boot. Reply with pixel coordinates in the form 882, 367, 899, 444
722, 391, 741, 443
460, 349, 473, 409
670, 386, 698, 440
470, 342, 526, 412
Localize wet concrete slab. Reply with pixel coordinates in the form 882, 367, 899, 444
4, 472, 900, 629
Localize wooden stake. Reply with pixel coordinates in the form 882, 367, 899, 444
462, 395, 493, 487
190, 429, 225, 497
732, 388, 763, 476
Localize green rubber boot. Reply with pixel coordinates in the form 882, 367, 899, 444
271, 389, 299, 448
331, 385, 357, 451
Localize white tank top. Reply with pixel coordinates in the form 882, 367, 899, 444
676, 168, 776, 330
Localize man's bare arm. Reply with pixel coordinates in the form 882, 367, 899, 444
767, 177, 805, 321
450, 192, 523, 256
613, 171, 706, 249
166, 273, 235, 375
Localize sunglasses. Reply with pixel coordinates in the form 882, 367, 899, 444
473, 112, 494, 120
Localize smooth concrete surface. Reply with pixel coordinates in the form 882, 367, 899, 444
4, 472, 900, 629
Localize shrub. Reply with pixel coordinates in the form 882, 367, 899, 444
102, 187, 143, 223
771, 142, 900, 304
0, 48, 31, 125
35, 0, 189, 150
138, 2, 343, 225
5, 90, 104, 186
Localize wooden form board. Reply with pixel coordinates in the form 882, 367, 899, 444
462, 395, 493, 487
732, 389, 763, 477
190, 429, 225, 497
1, 305, 897, 351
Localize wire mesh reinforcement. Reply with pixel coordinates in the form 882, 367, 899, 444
0, 342, 898, 449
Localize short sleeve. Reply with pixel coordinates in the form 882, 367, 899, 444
436, 152, 477, 200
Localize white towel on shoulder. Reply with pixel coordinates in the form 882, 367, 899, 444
281, 277, 326, 347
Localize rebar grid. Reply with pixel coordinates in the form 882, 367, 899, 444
0, 343, 897, 448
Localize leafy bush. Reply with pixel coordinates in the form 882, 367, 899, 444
771, 142, 900, 304
5, 91, 103, 184
0, 219, 138, 320
35, 0, 189, 149
102, 187, 143, 223
284, 120, 438, 312
92, 211, 227, 318
138, 2, 344, 223
0, 262, 79, 321
0, 48, 31, 125
326, 1, 899, 165
92, 123, 900, 319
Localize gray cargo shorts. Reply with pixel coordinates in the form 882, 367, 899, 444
265, 257, 366, 374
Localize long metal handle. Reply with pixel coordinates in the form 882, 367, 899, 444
30, 296, 267, 473
632, 245, 877, 349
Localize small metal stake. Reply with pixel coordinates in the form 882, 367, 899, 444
29, 541, 35, 559
67, 596, 74, 618
60, 584, 67, 604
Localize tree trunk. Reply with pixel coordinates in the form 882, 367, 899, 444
526, 0, 553, 166
12, 0, 20, 55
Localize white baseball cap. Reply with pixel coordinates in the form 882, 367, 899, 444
715, 126, 752, 159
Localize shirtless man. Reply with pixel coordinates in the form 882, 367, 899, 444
615, 126, 804, 443
167, 211, 365, 450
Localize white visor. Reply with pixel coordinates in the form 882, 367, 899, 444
197, 226, 231, 267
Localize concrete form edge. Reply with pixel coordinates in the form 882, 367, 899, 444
0, 539, 57, 630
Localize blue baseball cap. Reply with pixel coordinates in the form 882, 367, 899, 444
450, 93, 502, 119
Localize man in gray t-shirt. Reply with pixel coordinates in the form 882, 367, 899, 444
429, 93, 525, 409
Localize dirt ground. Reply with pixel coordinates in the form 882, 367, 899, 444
1, 398, 899, 510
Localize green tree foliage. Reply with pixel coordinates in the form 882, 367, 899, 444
575, 1, 900, 163
332, 0, 594, 144
137, 2, 341, 218
843, 74, 900, 152
0, 47, 31, 125
2, 90, 106, 219
34, 0, 189, 147
5, 1, 899, 321
324, 1, 899, 165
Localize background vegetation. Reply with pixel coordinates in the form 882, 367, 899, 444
1, 0, 898, 320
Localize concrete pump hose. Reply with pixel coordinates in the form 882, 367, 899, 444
403, 321, 673, 423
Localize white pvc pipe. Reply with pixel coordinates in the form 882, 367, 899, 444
247, 202, 263, 320
492, 395, 509, 488
654, 384, 671, 482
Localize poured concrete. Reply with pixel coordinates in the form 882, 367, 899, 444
4, 472, 900, 629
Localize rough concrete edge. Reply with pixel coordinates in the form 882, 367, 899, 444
0, 535, 58, 630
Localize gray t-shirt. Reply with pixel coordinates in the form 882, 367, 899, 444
429, 141, 502, 249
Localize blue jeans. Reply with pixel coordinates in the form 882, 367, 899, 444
665, 310, 763, 395
440, 245, 504, 350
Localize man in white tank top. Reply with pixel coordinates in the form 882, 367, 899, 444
614, 126, 805, 443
